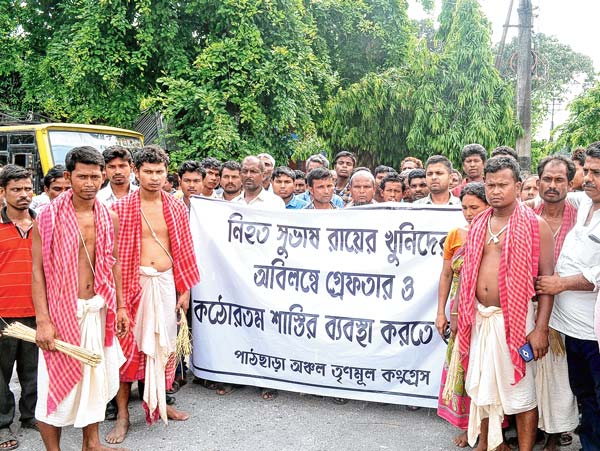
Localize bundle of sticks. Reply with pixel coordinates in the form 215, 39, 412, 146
175, 308, 192, 360
1, 321, 102, 367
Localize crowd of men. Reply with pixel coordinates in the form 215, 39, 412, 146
0, 140, 599, 451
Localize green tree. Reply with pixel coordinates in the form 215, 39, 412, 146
0, 0, 25, 111
151, 0, 334, 165
497, 33, 595, 133
406, 0, 520, 164
308, 0, 412, 87
551, 81, 600, 152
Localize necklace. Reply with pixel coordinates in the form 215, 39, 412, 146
487, 215, 508, 245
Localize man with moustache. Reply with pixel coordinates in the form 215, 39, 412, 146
457, 157, 554, 451
571, 147, 586, 192
407, 169, 429, 202
530, 156, 579, 451
414, 155, 460, 205
452, 144, 486, 197
0, 165, 38, 451
233, 156, 284, 209
294, 170, 307, 195
257, 153, 275, 191
346, 170, 376, 207
219, 161, 243, 201
303, 168, 338, 210
379, 173, 404, 202
178, 161, 205, 209
97, 146, 137, 207
536, 143, 600, 450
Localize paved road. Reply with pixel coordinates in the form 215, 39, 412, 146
9, 373, 581, 451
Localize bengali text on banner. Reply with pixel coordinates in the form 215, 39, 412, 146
189, 198, 464, 408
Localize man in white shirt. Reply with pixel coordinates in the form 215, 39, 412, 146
414, 155, 460, 206
233, 156, 284, 209
535, 142, 600, 450
97, 146, 138, 207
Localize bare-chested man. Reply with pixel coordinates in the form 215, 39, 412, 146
457, 156, 554, 451
107, 145, 199, 444
32, 146, 129, 451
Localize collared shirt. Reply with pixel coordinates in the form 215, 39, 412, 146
413, 192, 461, 206
303, 200, 339, 210
451, 178, 483, 197
233, 188, 285, 209
345, 200, 377, 208
285, 195, 308, 210
334, 181, 352, 205
0, 206, 36, 317
31, 192, 50, 213
97, 183, 138, 207
550, 193, 600, 340
297, 191, 344, 209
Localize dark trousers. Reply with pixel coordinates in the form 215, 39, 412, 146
0, 316, 38, 429
565, 335, 600, 451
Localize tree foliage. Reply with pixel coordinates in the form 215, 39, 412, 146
550, 81, 600, 152
149, 0, 334, 165
497, 33, 596, 133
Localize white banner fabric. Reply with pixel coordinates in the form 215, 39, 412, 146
189, 198, 465, 408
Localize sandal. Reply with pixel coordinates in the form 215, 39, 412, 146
260, 388, 278, 400
19, 419, 39, 432
167, 380, 180, 394
192, 377, 219, 390
216, 383, 236, 396
332, 397, 349, 405
559, 432, 573, 446
0, 428, 18, 450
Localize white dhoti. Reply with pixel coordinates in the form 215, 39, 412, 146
536, 333, 579, 433
134, 266, 177, 425
36, 295, 125, 428
465, 303, 536, 450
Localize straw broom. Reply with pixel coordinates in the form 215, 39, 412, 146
1, 321, 102, 367
175, 308, 192, 363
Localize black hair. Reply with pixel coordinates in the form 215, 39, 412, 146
379, 173, 404, 191
200, 157, 221, 172
408, 168, 426, 185
491, 146, 518, 161
484, 156, 521, 182
43, 165, 67, 189
333, 151, 356, 165
294, 170, 306, 181
133, 145, 169, 170
272, 166, 296, 180
102, 145, 132, 164
374, 165, 396, 177
65, 146, 105, 172
586, 141, 600, 160
461, 144, 487, 163
425, 155, 453, 172
166, 173, 179, 189
306, 167, 332, 187
537, 155, 576, 182
571, 147, 586, 166
0, 164, 32, 188
459, 182, 487, 203
178, 160, 205, 179
220, 160, 241, 176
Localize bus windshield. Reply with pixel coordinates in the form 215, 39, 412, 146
48, 130, 143, 165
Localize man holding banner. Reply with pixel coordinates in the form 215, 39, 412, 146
457, 157, 554, 451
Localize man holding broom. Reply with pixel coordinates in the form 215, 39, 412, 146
32, 146, 130, 450
106, 145, 200, 444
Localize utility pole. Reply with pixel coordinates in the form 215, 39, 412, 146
515, 0, 533, 172
495, 0, 515, 70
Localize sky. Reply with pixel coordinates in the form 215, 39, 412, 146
408, 0, 600, 139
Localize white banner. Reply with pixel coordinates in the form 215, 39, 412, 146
189, 198, 465, 407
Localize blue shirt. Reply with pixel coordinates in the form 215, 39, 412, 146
286, 195, 309, 210
298, 191, 344, 209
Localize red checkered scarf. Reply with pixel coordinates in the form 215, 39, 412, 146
37, 190, 117, 414
534, 201, 577, 262
112, 190, 200, 378
457, 203, 539, 384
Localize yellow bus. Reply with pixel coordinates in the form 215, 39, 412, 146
0, 122, 143, 191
